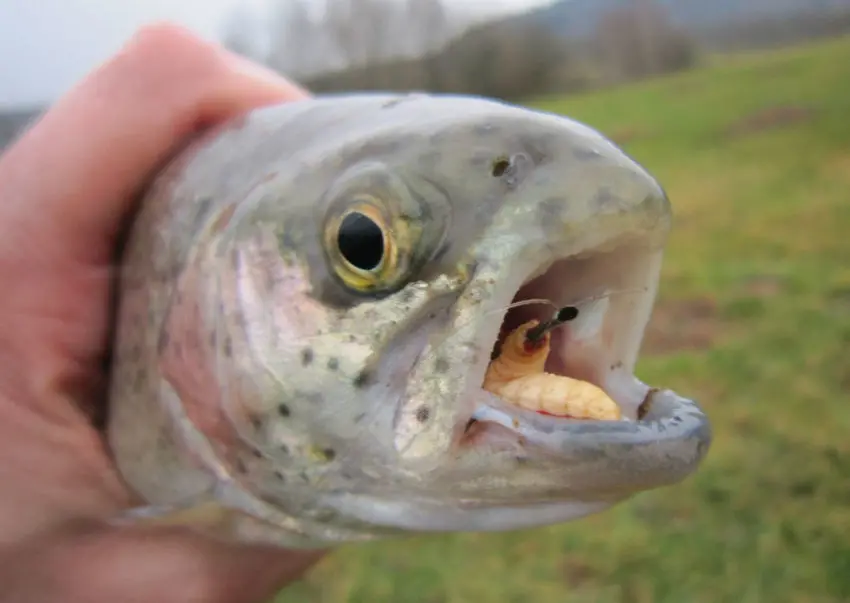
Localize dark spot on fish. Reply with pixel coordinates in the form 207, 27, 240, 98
234, 457, 247, 473
400, 289, 416, 303
252, 449, 262, 458
354, 370, 373, 388
323, 448, 336, 461
279, 443, 289, 455
415, 406, 430, 422
354, 412, 367, 424
208, 329, 217, 347
250, 415, 263, 430
278, 403, 290, 417
347, 335, 356, 343
274, 470, 286, 482
301, 348, 314, 366
611, 361, 623, 370
434, 357, 450, 373
222, 336, 232, 357
594, 186, 619, 209
515, 456, 530, 466
327, 358, 339, 371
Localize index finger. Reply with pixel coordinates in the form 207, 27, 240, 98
0, 23, 309, 265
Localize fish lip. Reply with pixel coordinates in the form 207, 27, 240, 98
471, 387, 712, 490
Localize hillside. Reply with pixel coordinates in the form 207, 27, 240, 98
523, 0, 850, 37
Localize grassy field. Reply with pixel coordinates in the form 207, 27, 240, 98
276, 36, 850, 603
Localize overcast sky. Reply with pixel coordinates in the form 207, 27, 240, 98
0, 0, 553, 108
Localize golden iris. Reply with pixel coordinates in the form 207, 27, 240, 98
325, 197, 401, 293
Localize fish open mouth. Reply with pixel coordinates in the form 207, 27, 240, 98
462, 240, 712, 487
475, 240, 660, 424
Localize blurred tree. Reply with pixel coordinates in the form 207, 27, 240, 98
223, 0, 455, 79
221, 4, 264, 60
594, 0, 698, 80
428, 18, 578, 99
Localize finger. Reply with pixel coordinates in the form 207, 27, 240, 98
0, 524, 326, 603
0, 22, 308, 266
0, 23, 309, 415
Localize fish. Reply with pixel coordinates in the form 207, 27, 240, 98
107, 93, 712, 549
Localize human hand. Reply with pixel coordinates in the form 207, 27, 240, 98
0, 24, 324, 603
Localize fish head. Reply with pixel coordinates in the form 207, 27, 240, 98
120, 93, 711, 543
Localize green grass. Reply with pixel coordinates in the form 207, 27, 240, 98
276, 36, 850, 603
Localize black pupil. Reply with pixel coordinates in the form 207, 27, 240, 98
556, 306, 579, 322
337, 211, 384, 271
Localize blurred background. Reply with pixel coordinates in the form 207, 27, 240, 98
2, 1, 849, 601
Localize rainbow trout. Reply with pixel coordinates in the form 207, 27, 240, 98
107, 93, 711, 548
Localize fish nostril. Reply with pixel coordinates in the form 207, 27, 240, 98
491, 157, 511, 177
490, 152, 532, 189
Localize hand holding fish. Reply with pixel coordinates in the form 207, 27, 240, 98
0, 13, 714, 601
0, 24, 321, 603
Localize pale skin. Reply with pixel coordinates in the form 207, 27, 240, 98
0, 24, 325, 603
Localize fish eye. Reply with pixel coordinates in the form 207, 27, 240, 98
337, 211, 385, 272
324, 198, 402, 294
319, 163, 447, 298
